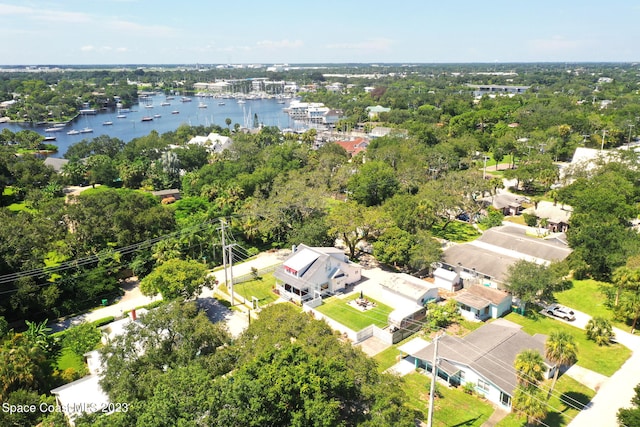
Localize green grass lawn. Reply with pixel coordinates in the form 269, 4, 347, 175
504, 311, 631, 376
56, 347, 87, 373
233, 273, 278, 306
497, 375, 595, 427
402, 372, 495, 426
316, 294, 393, 331
555, 279, 630, 331
432, 220, 481, 242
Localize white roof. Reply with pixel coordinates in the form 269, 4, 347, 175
381, 273, 438, 300
51, 375, 109, 423
397, 337, 430, 355
389, 304, 424, 323
285, 248, 321, 272
433, 267, 458, 281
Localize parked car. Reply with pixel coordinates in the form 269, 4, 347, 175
546, 304, 576, 321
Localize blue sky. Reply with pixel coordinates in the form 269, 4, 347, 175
1, 0, 639, 65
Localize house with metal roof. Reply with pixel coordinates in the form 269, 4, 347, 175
274, 244, 362, 302
408, 319, 554, 410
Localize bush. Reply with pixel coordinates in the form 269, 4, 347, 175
523, 213, 538, 227
586, 316, 614, 346
462, 382, 476, 395
91, 316, 115, 327
478, 207, 504, 229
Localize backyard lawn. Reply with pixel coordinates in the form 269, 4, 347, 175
555, 279, 630, 331
233, 273, 278, 307
316, 294, 393, 331
402, 372, 495, 426
504, 311, 631, 377
432, 220, 481, 243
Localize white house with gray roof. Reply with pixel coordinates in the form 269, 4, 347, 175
408, 319, 554, 410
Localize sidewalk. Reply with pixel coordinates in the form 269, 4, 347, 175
565, 308, 640, 427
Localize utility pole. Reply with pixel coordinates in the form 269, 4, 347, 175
227, 243, 237, 306
601, 129, 607, 151
426, 333, 441, 427
219, 219, 229, 290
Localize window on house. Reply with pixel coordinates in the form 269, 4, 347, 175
477, 379, 490, 393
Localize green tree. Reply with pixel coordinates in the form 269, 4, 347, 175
347, 160, 398, 206
617, 383, 640, 427
140, 258, 208, 300
585, 316, 614, 346
512, 349, 548, 426
514, 349, 546, 389
506, 260, 567, 309
544, 330, 577, 399
327, 201, 384, 259
62, 322, 102, 357
512, 386, 548, 427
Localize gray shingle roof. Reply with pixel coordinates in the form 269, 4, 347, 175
412, 319, 550, 396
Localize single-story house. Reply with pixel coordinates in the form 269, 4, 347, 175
380, 273, 438, 330
44, 157, 69, 173
408, 319, 554, 410
51, 309, 147, 425
442, 225, 571, 289
481, 193, 526, 216
453, 285, 512, 321
274, 244, 362, 302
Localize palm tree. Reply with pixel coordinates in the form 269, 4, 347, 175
585, 316, 614, 346
514, 349, 546, 388
513, 349, 548, 426
513, 386, 547, 426
544, 331, 578, 398
612, 266, 640, 307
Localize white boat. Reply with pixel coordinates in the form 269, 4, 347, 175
145, 104, 154, 109
161, 102, 171, 106
79, 127, 93, 134
153, 114, 161, 118
180, 97, 192, 102
198, 102, 207, 108
67, 129, 80, 135
44, 127, 64, 132
141, 117, 153, 122
218, 101, 225, 106
117, 114, 127, 119
237, 99, 246, 104
171, 110, 179, 114
102, 121, 113, 126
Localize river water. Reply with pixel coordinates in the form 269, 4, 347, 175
0, 94, 297, 157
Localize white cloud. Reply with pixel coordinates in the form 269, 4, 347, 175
106, 19, 178, 37
80, 45, 95, 52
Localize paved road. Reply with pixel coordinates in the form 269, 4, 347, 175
51, 250, 289, 335
561, 308, 640, 427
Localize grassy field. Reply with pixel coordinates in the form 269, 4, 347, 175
402, 372, 495, 426
497, 375, 594, 427
432, 220, 481, 242
56, 347, 86, 371
233, 273, 278, 306
555, 279, 630, 331
316, 294, 393, 330
504, 311, 631, 376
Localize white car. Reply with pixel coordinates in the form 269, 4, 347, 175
546, 304, 576, 321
